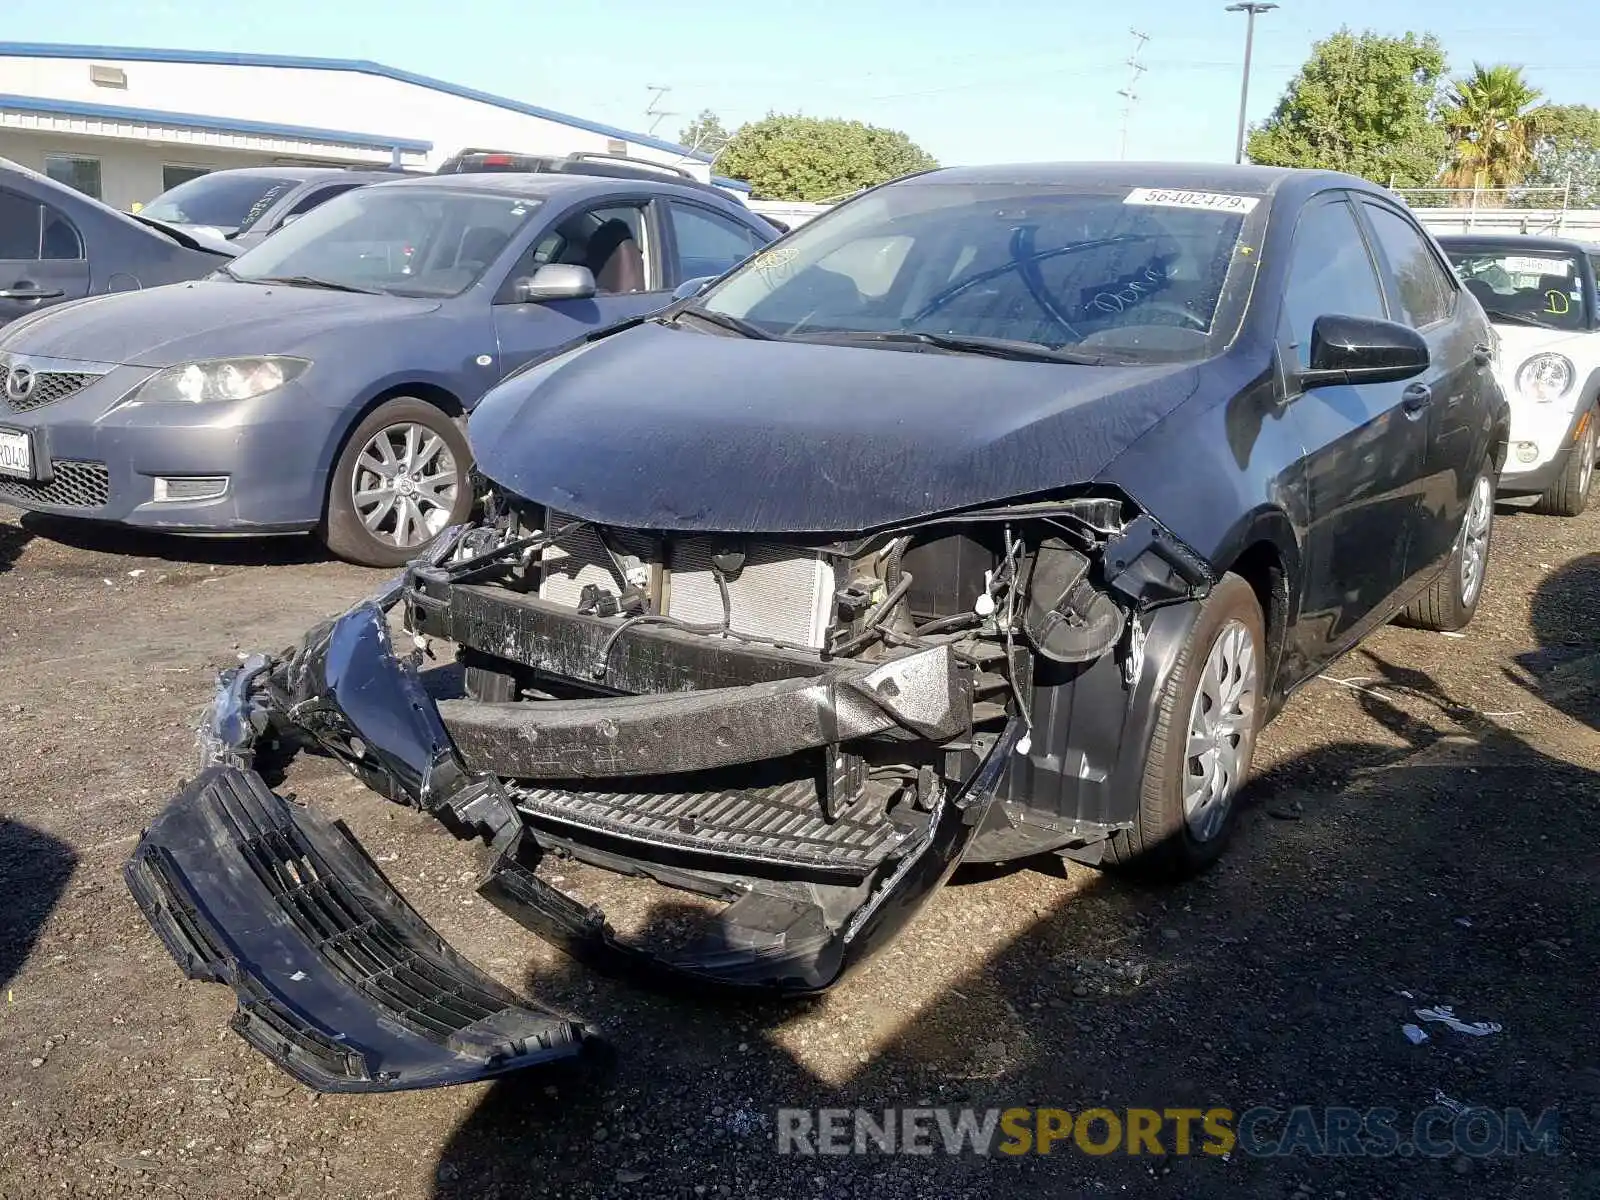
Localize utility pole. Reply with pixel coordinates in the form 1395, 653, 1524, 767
1225, 2, 1276, 164
1118, 29, 1151, 160
644, 85, 675, 136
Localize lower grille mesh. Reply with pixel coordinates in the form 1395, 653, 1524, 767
0, 460, 110, 509
514, 777, 910, 876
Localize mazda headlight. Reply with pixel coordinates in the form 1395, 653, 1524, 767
1515, 352, 1574, 403
126, 356, 310, 406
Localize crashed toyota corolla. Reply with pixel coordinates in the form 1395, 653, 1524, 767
125, 163, 1507, 1092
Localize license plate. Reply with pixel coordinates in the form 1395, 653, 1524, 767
0, 427, 31, 479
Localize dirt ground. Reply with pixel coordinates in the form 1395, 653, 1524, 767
2, 499, 1598, 1200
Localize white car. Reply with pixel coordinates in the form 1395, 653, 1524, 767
1440, 235, 1599, 515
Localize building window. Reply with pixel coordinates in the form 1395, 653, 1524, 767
44, 155, 102, 201
162, 165, 212, 192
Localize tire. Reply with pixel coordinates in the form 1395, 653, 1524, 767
321, 397, 473, 568
1102, 572, 1265, 879
1395, 468, 1494, 633
1532, 414, 1595, 517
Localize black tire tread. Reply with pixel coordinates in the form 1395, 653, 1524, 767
1102, 573, 1265, 878
1531, 418, 1595, 517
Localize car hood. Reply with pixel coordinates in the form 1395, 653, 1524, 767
1490, 321, 1597, 363
0, 281, 442, 367
468, 320, 1200, 535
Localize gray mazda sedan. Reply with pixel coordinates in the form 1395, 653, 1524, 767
0, 170, 776, 564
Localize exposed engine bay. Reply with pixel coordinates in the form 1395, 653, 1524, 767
124, 490, 1214, 1092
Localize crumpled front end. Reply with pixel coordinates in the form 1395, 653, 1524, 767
128, 485, 1210, 1090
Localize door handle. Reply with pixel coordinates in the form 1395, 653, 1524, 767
1472, 343, 1493, 367
1402, 383, 1433, 416
0, 285, 65, 301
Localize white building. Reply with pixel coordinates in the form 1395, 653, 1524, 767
0, 42, 742, 212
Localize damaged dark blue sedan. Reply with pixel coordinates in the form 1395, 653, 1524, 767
126, 163, 1508, 1093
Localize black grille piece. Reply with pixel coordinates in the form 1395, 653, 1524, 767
0, 460, 110, 509
513, 776, 912, 877
124, 767, 588, 1092
3, 371, 96, 412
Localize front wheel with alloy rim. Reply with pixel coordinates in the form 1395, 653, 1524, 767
322, 397, 474, 567
1394, 468, 1495, 632
1533, 413, 1596, 517
1103, 572, 1264, 879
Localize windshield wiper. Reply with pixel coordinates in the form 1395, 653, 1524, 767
669, 306, 773, 340
252, 275, 382, 295
211, 262, 241, 281
1485, 310, 1562, 330
817, 330, 1104, 364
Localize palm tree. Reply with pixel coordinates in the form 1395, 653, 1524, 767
1442, 63, 1545, 203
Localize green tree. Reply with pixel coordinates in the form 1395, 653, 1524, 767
1245, 29, 1448, 188
716, 114, 938, 201
678, 109, 730, 157
1524, 103, 1600, 206
1441, 63, 1544, 197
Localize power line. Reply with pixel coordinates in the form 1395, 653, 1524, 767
1118, 30, 1151, 160
644, 85, 675, 136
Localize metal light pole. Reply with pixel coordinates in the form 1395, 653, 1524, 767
1226, 2, 1277, 164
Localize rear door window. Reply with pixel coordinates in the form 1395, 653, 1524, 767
666, 202, 767, 280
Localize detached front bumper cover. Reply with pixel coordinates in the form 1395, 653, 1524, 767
127, 531, 1014, 1091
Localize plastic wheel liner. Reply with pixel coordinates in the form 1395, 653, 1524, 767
126, 528, 1020, 1092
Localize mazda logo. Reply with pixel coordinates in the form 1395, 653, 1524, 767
4, 364, 35, 402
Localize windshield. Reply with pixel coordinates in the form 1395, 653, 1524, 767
1446, 247, 1589, 331
695, 182, 1264, 361
141, 173, 300, 232
227, 186, 543, 298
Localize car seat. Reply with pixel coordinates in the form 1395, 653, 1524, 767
585, 219, 645, 293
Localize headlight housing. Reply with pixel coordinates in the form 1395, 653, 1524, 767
125, 356, 310, 406
1515, 352, 1574, 403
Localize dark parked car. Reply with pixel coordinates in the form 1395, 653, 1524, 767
0, 171, 779, 564
126, 163, 1507, 1093
139, 165, 417, 250
0, 158, 231, 328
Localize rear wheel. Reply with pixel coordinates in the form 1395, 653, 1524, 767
1532, 414, 1595, 517
322, 397, 473, 568
1103, 572, 1264, 878
1395, 468, 1494, 632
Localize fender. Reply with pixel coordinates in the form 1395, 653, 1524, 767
970, 595, 1205, 862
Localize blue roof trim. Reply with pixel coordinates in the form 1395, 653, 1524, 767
0, 92, 432, 152
0, 42, 713, 164
712, 175, 751, 193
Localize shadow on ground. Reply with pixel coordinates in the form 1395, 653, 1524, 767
17, 512, 330, 567
0, 518, 30, 575
0, 819, 77, 991
424, 565, 1600, 1199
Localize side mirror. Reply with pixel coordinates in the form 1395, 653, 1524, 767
1298, 314, 1430, 389
515, 263, 596, 303
279, 212, 304, 228
672, 275, 717, 302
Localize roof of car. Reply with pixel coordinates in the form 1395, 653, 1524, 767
175, 165, 409, 183
366, 171, 742, 204
1435, 232, 1600, 256
910, 162, 1378, 194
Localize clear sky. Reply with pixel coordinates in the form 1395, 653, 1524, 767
4, 0, 1597, 165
